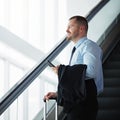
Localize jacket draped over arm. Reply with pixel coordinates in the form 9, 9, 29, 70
57, 64, 87, 113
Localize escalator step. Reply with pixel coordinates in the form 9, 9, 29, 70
103, 69, 120, 77
97, 110, 120, 120
104, 78, 120, 87
98, 97, 120, 109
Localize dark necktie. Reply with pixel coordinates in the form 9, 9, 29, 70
69, 47, 76, 65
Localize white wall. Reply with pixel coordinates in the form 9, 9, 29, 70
66, 0, 101, 19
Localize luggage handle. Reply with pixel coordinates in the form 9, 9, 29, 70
44, 99, 58, 120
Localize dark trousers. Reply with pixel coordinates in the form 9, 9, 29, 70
66, 79, 98, 120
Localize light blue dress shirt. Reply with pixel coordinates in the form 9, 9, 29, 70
70, 37, 103, 94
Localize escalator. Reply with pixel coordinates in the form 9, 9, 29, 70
0, 0, 120, 120
97, 39, 120, 120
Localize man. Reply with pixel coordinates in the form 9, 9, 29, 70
44, 16, 103, 120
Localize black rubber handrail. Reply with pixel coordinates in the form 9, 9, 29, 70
0, 0, 109, 115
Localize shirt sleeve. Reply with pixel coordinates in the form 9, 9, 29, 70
82, 43, 101, 79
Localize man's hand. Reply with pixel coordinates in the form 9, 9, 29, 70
44, 92, 57, 101
51, 65, 60, 74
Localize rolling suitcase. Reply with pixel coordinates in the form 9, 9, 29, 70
44, 100, 58, 120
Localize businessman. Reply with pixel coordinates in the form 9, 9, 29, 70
44, 16, 103, 120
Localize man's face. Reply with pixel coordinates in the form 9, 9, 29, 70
66, 18, 80, 41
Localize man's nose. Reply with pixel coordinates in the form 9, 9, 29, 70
66, 28, 69, 33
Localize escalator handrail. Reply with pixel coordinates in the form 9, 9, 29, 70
0, 0, 109, 115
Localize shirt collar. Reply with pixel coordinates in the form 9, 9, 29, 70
74, 37, 87, 49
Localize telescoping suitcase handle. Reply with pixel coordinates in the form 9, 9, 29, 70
44, 99, 58, 120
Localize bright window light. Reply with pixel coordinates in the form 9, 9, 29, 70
0, 41, 35, 69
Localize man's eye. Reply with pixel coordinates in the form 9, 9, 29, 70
70, 26, 73, 28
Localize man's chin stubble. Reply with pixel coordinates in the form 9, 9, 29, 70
66, 36, 72, 41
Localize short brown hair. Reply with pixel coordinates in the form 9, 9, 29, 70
69, 16, 88, 32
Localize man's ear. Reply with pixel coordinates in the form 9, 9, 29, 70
79, 25, 85, 33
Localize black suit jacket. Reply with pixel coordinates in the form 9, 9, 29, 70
57, 64, 87, 113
